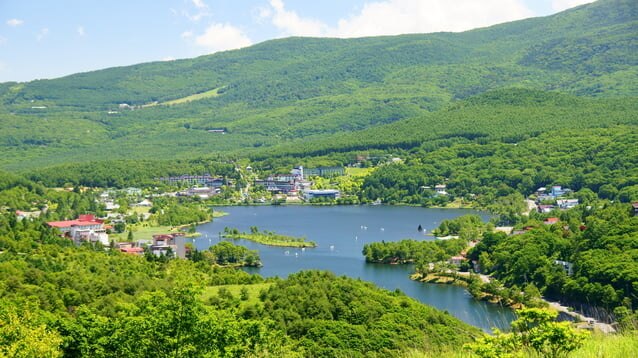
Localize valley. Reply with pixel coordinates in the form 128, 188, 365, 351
0, 0, 637, 356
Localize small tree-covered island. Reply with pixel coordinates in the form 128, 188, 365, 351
222, 226, 317, 248
1, 0, 638, 356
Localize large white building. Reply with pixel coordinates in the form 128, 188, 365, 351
48, 214, 109, 246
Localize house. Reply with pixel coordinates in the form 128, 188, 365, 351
551, 186, 566, 197
291, 166, 304, 178
448, 255, 465, 266
255, 177, 297, 194
557, 199, 579, 209
633, 202, 638, 216
48, 214, 109, 245
150, 233, 186, 258
15, 210, 41, 220
537, 204, 555, 213
120, 247, 144, 255
554, 260, 574, 276
304, 189, 340, 200
104, 200, 120, 211
177, 187, 218, 199
544, 217, 560, 225
537, 194, 555, 203
434, 184, 448, 196
536, 186, 572, 203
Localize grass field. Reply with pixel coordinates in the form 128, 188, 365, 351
141, 87, 222, 108
130, 206, 150, 215
110, 224, 178, 242
345, 167, 376, 177
201, 283, 272, 307
162, 87, 222, 106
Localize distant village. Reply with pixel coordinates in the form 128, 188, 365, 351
158, 165, 346, 202
17, 165, 351, 258
14, 159, 637, 265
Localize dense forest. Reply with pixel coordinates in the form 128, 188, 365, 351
359, 125, 638, 214
363, 238, 467, 264
0, 212, 480, 357
467, 202, 638, 318
0, 0, 636, 169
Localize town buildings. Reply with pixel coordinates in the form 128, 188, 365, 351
158, 174, 226, 188
47, 214, 109, 246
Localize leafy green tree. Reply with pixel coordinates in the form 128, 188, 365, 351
0, 300, 63, 357
466, 308, 588, 358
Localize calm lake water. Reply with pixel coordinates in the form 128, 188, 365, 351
195, 205, 515, 331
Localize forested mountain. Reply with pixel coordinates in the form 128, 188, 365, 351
0, 0, 636, 169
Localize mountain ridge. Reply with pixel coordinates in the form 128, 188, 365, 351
0, 0, 636, 169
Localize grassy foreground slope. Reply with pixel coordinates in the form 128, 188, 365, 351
0, 211, 480, 356
0, 0, 636, 169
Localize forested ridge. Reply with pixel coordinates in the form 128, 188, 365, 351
466, 203, 638, 314
0, 0, 636, 169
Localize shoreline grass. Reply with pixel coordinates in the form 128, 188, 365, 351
223, 229, 316, 248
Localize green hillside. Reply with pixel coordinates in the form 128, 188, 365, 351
0, 0, 636, 169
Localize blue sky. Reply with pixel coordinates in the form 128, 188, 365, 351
0, 0, 595, 82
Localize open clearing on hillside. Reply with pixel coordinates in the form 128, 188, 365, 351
143, 87, 222, 107
201, 283, 272, 306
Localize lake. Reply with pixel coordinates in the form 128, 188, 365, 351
195, 205, 516, 331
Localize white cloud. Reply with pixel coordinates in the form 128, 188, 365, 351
0, 36, 6, 45
181, 0, 211, 22
7, 18, 24, 27
181, 31, 193, 38
162, 56, 176, 61
36, 27, 49, 41
266, 0, 327, 37
551, 0, 595, 12
257, 6, 272, 19
77, 25, 85, 36
261, 0, 534, 38
337, 0, 533, 37
192, 0, 208, 9
195, 23, 253, 53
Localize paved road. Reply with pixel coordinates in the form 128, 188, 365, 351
546, 301, 616, 333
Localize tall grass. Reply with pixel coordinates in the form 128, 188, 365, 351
571, 332, 638, 358
402, 332, 638, 357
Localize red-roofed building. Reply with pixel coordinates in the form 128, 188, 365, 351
120, 247, 144, 255
151, 233, 186, 258
544, 217, 560, 225
633, 202, 638, 216
48, 214, 108, 245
